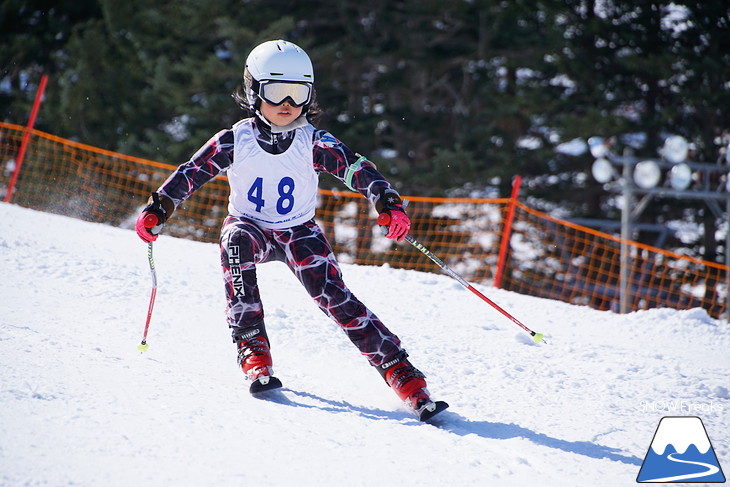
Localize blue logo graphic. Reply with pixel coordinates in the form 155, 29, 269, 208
637, 416, 725, 483
318, 134, 340, 148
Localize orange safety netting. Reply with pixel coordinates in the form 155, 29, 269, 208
1, 121, 727, 318
501, 203, 728, 317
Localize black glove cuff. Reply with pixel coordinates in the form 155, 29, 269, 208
143, 192, 168, 224
374, 188, 403, 214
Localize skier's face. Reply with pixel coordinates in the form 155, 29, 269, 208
260, 100, 303, 127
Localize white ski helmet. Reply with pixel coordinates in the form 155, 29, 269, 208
244, 40, 314, 109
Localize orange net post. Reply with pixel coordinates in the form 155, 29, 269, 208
1, 121, 727, 319
4, 74, 48, 203
494, 175, 522, 288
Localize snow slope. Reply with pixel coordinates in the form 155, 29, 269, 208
1, 202, 728, 486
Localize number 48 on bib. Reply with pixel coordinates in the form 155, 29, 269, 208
247, 176, 296, 215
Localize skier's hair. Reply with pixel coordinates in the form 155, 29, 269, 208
232, 69, 322, 125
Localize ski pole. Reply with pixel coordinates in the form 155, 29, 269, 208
378, 212, 547, 344
138, 214, 159, 352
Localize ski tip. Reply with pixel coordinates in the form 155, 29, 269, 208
249, 376, 283, 395
419, 400, 449, 422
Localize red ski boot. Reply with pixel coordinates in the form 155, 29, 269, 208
379, 352, 449, 421
237, 334, 282, 394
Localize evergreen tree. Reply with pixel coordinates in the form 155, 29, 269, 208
2, 0, 728, 262
547, 0, 730, 258
0, 0, 103, 123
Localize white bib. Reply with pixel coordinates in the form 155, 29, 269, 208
228, 119, 318, 229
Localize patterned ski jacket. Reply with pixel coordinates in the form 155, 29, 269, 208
158, 116, 396, 222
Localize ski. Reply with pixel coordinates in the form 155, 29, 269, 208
418, 400, 449, 422
249, 376, 283, 395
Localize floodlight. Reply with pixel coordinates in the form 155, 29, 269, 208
669, 163, 692, 190
633, 160, 661, 189
587, 137, 609, 158
591, 157, 615, 183
661, 135, 689, 164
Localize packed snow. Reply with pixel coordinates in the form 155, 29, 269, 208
1, 201, 728, 486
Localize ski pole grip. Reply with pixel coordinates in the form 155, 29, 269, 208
377, 213, 391, 226
143, 213, 160, 228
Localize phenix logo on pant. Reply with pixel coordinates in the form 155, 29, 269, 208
229, 245, 244, 297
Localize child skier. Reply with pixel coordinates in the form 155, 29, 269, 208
135, 39, 447, 421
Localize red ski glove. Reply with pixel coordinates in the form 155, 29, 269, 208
135, 193, 168, 243
374, 188, 410, 242
135, 213, 162, 242
383, 209, 410, 241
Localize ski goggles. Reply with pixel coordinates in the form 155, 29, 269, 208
258, 81, 312, 107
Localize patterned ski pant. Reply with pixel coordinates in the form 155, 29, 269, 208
219, 215, 402, 367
